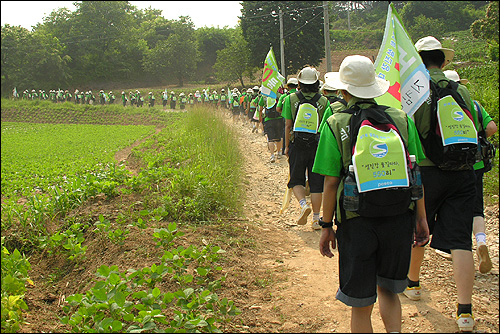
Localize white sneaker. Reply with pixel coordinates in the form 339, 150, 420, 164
311, 219, 321, 230
270, 154, 276, 163
403, 286, 421, 301
456, 313, 474, 332
297, 205, 311, 225
477, 243, 492, 274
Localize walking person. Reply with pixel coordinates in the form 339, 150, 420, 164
313, 55, 429, 333
440, 70, 497, 274
282, 66, 331, 230
405, 36, 478, 332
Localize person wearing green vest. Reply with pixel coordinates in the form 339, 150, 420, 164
121, 91, 127, 107
407, 36, 477, 332
439, 70, 497, 275
247, 86, 261, 133
230, 91, 241, 123
312, 55, 429, 333
108, 91, 115, 104
148, 92, 155, 107
170, 91, 177, 109
261, 96, 284, 163
282, 67, 331, 230
219, 88, 226, 110
162, 90, 168, 108
277, 78, 299, 153
179, 92, 187, 110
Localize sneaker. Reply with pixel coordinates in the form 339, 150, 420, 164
297, 205, 311, 225
270, 154, 276, 163
477, 243, 492, 274
435, 249, 452, 261
456, 313, 474, 332
311, 219, 321, 230
403, 286, 421, 301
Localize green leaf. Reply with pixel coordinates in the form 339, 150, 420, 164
152, 287, 161, 298
114, 290, 126, 307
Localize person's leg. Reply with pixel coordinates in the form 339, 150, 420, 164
351, 305, 374, 333
473, 216, 492, 273
451, 249, 474, 304
407, 246, 425, 282
378, 286, 402, 333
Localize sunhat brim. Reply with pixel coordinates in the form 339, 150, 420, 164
327, 75, 390, 99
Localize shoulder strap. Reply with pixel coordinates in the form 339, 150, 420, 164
473, 100, 486, 135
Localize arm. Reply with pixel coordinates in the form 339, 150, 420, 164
485, 120, 498, 138
319, 176, 340, 258
284, 119, 293, 157
413, 189, 429, 247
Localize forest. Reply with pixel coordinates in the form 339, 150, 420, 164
1, 1, 497, 94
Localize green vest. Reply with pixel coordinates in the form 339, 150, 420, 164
289, 92, 329, 125
326, 104, 411, 222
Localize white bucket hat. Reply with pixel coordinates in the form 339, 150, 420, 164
443, 70, 469, 85
415, 36, 454, 65
286, 78, 299, 86
297, 67, 319, 84
323, 72, 343, 91
329, 55, 390, 99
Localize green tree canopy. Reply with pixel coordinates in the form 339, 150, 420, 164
240, 1, 325, 77
213, 29, 252, 86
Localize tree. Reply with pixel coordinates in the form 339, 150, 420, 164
400, 1, 488, 38
240, 1, 325, 77
213, 30, 252, 86
1, 24, 70, 94
471, 1, 499, 44
142, 17, 198, 86
195, 27, 233, 78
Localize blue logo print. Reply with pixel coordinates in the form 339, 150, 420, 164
453, 110, 464, 122
304, 113, 312, 119
371, 142, 388, 158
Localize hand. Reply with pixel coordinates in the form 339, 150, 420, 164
413, 215, 429, 248
284, 146, 289, 157
319, 227, 336, 258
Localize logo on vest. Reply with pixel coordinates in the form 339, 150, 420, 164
304, 113, 312, 119
370, 142, 388, 158
452, 110, 464, 122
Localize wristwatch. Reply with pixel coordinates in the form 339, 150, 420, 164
318, 218, 333, 228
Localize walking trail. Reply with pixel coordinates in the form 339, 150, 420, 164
221, 110, 499, 333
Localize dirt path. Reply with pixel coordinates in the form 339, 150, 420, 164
222, 111, 499, 333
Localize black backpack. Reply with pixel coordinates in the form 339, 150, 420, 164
340, 103, 413, 217
265, 101, 281, 119
474, 100, 496, 173
292, 92, 323, 145
328, 95, 347, 106
418, 79, 478, 170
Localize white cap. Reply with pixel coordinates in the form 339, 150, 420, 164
415, 36, 455, 65
297, 67, 319, 84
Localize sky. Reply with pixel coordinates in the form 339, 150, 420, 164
1, 1, 243, 30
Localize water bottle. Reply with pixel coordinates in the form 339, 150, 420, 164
410, 155, 423, 200
343, 165, 359, 211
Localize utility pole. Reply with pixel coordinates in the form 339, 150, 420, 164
323, 1, 332, 72
279, 8, 285, 79
347, 1, 351, 31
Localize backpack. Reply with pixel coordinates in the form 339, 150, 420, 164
265, 99, 281, 119
328, 95, 347, 106
292, 92, 324, 145
336, 102, 413, 217
474, 100, 496, 173
418, 79, 478, 170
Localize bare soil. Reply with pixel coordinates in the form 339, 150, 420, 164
20, 107, 499, 333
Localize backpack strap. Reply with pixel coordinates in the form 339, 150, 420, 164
473, 100, 486, 135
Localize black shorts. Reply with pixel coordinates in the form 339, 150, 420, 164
287, 141, 324, 193
335, 211, 414, 307
232, 107, 240, 115
420, 167, 475, 252
473, 168, 485, 217
263, 118, 283, 142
